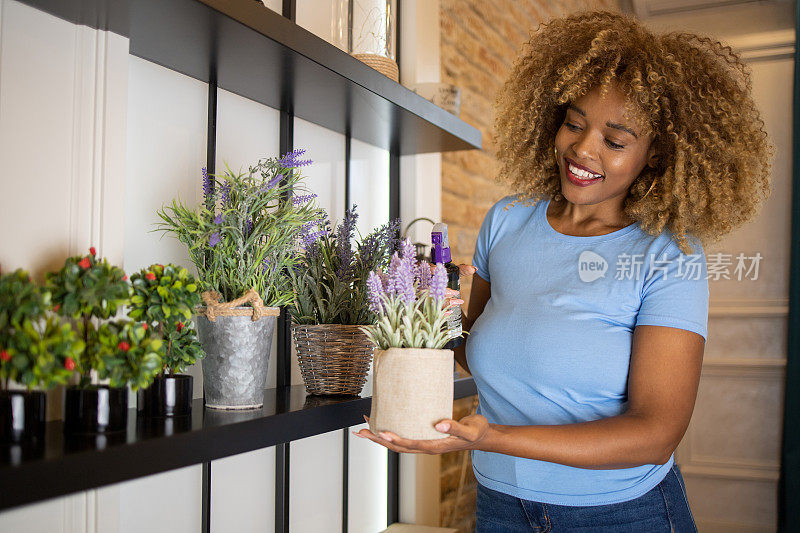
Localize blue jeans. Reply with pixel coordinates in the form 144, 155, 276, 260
476, 463, 698, 532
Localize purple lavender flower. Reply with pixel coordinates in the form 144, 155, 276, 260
378, 271, 390, 292
261, 258, 270, 274
202, 167, 213, 201
292, 193, 318, 205
245, 217, 254, 237
209, 232, 222, 247
213, 214, 224, 225
265, 173, 283, 190
278, 148, 313, 169
335, 207, 358, 282
219, 182, 231, 207
388, 253, 415, 304
366, 271, 385, 314
430, 264, 447, 301
356, 218, 401, 271
415, 260, 432, 291
385, 255, 401, 295
400, 238, 415, 264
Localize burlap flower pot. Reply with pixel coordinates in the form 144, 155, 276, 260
368, 347, 454, 440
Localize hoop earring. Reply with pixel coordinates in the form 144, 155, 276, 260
640, 175, 657, 199
554, 146, 558, 159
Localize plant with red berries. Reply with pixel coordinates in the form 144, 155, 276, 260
129, 264, 205, 375
46, 249, 163, 390
90, 321, 163, 390
0, 269, 83, 390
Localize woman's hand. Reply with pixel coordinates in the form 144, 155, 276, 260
431, 264, 477, 313
355, 414, 491, 454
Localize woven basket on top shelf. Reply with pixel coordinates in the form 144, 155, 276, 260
352, 53, 399, 82
292, 323, 375, 396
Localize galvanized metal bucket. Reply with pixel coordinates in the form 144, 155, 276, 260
196, 310, 277, 410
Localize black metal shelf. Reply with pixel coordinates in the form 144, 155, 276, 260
0, 377, 476, 511
20, 0, 481, 155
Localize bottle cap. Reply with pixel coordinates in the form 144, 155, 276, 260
431, 222, 452, 264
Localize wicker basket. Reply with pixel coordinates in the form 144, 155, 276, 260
292, 324, 375, 395
352, 53, 399, 82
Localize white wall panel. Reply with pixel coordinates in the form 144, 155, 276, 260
297, 0, 347, 51
290, 429, 344, 533
348, 423, 388, 533
118, 466, 202, 533
124, 56, 208, 276
211, 447, 276, 533
215, 88, 280, 175
349, 139, 390, 237
293, 116, 346, 223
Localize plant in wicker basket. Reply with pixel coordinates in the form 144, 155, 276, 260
361, 238, 455, 440
289, 205, 400, 395
155, 150, 325, 409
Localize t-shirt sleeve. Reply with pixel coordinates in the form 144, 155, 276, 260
635, 238, 710, 341
472, 199, 503, 283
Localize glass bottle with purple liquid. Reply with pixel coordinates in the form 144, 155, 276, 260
431, 223, 464, 350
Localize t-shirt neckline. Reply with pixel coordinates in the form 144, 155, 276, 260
539, 198, 639, 243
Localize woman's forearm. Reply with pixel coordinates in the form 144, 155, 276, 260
479, 412, 674, 469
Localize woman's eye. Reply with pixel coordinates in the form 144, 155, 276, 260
605, 139, 624, 149
565, 123, 581, 131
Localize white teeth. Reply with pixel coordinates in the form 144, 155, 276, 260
568, 163, 602, 180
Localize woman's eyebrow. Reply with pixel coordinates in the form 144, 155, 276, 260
567, 104, 639, 139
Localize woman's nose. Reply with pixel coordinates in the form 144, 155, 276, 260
573, 134, 599, 161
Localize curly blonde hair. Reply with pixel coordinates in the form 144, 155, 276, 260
494, 10, 774, 254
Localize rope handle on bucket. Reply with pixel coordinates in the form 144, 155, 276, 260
198, 289, 280, 322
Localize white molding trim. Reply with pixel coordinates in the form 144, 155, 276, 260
700, 357, 787, 375
631, 0, 761, 18
708, 298, 789, 318
679, 463, 780, 482
677, 361, 783, 478
725, 28, 795, 61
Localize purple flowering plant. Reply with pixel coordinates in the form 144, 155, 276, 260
360, 238, 450, 350
290, 205, 401, 325
156, 151, 324, 306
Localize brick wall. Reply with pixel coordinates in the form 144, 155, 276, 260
438, 1, 620, 531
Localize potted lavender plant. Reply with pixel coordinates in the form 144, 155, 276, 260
0, 269, 82, 443
156, 150, 324, 409
47, 249, 164, 433
129, 264, 204, 418
362, 239, 454, 439
289, 206, 399, 395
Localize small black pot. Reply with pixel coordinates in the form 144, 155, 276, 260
0, 390, 46, 443
137, 375, 193, 418
64, 386, 128, 434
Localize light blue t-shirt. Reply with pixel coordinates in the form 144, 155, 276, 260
467, 195, 709, 506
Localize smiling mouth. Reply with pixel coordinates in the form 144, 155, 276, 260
564, 158, 604, 186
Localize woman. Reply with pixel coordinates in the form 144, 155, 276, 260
357, 10, 773, 532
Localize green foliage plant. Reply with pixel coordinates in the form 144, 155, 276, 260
155, 151, 325, 307
46, 248, 163, 390
129, 264, 204, 375
0, 269, 83, 390
290, 206, 400, 325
